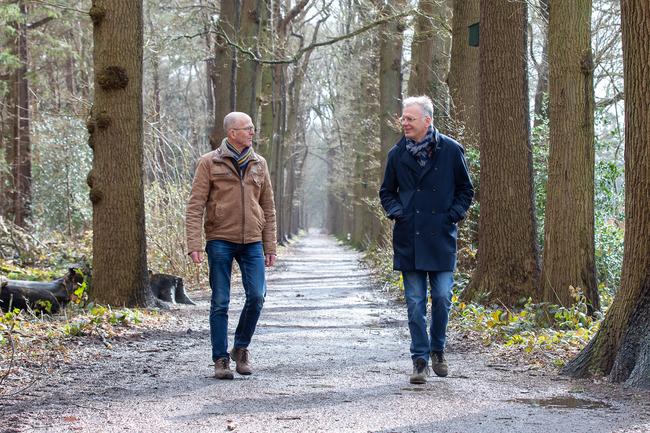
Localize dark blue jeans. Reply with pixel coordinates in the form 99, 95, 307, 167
402, 270, 454, 361
206, 240, 266, 362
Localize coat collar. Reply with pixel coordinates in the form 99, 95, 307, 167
397, 130, 442, 175
212, 138, 260, 163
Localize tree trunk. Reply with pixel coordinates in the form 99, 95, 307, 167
542, 0, 598, 312
448, 0, 479, 147
464, 0, 540, 306
11, 0, 31, 228
377, 0, 406, 172
563, 0, 650, 388
87, 0, 152, 307
211, 0, 237, 148
257, 0, 273, 160
235, 0, 262, 123
408, 0, 451, 130
408, 0, 435, 96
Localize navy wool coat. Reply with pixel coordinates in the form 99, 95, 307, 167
379, 131, 474, 272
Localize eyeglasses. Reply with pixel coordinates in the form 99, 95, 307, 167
399, 115, 426, 123
231, 126, 256, 133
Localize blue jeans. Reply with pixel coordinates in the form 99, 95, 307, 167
402, 270, 454, 361
206, 240, 266, 362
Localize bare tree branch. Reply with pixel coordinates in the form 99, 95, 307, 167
211, 8, 416, 65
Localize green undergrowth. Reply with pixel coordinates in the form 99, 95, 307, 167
448, 291, 602, 368
0, 303, 148, 349
0, 276, 158, 380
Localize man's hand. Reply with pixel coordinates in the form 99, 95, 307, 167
190, 251, 203, 264
265, 254, 276, 267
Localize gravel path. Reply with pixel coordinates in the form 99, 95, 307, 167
2, 232, 649, 432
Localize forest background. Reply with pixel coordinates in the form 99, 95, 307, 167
0, 0, 648, 389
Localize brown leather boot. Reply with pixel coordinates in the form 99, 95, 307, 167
214, 357, 234, 380
230, 347, 252, 375
431, 351, 448, 377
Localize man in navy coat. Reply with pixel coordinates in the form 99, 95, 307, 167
380, 95, 474, 384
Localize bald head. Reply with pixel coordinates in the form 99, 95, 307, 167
223, 112, 252, 132
224, 111, 255, 151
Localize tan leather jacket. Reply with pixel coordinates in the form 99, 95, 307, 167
185, 140, 277, 255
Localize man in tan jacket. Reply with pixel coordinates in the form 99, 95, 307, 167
186, 111, 277, 380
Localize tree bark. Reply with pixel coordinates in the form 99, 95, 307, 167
11, 0, 31, 228
88, 0, 152, 307
542, 0, 598, 312
448, 0, 479, 147
408, 0, 451, 130
464, 0, 540, 306
563, 0, 650, 388
408, 0, 435, 96
211, 0, 237, 148
377, 0, 406, 172
235, 0, 262, 123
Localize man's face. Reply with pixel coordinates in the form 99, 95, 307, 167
229, 116, 255, 149
401, 105, 431, 142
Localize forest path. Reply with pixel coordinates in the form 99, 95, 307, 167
3, 232, 649, 433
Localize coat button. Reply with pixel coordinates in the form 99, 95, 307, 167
417, 188, 421, 191
432, 210, 436, 214
432, 187, 437, 192
434, 167, 438, 171
416, 210, 420, 214
416, 231, 420, 235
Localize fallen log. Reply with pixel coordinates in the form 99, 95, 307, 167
0, 270, 195, 313
0, 268, 80, 314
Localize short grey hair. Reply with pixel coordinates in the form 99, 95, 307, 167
403, 96, 433, 118
223, 111, 250, 131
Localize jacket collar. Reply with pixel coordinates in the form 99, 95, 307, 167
212, 138, 260, 163
397, 130, 443, 176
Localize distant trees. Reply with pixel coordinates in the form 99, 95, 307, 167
87, 0, 151, 306
1, 1, 54, 227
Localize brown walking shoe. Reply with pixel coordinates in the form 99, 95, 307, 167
214, 357, 234, 380
409, 358, 429, 384
431, 351, 448, 377
230, 347, 252, 375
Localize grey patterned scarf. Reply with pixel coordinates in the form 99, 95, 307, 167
405, 126, 436, 167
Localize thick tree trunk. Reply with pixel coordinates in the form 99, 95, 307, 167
563, 0, 650, 388
408, 0, 451, 130
448, 0, 479, 147
465, 0, 540, 306
377, 0, 406, 172
408, 0, 435, 96
235, 0, 262, 123
542, 0, 598, 312
211, 0, 237, 148
87, 0, 152, 307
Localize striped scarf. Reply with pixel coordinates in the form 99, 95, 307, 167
405, 126, 436, 167
226, 141, 254, 173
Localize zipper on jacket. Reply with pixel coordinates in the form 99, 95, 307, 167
240, 176, 245, 243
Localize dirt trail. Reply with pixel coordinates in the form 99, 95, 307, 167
1, 232, 649, 432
